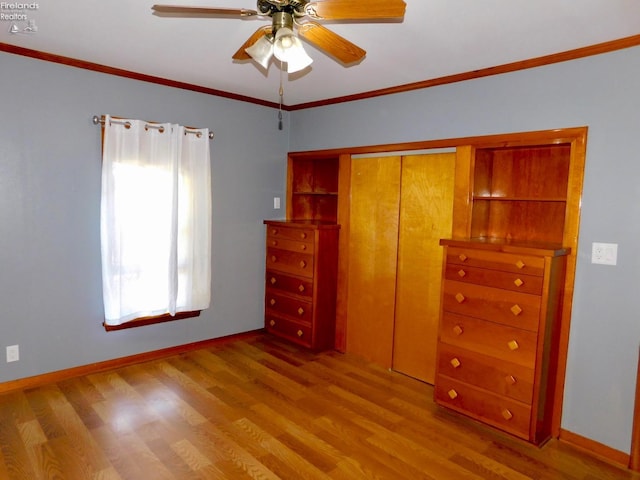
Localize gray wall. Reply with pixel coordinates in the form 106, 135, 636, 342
2, 44, 640, 456
0, 52, 288, 382
289, 46, 640, 454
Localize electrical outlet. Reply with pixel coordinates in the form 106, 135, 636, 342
273, 196, 281, 209
592, 242, 618, 265
6, 345, 19, 363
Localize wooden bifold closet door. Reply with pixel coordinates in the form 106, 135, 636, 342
346, 152, 456, 384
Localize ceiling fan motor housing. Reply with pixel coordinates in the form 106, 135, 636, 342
257, 0, 308, 17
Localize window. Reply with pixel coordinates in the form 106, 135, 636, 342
100, 116, 211, 328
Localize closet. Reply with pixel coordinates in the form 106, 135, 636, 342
275, 127, 585, 435
345, 152, 456, 383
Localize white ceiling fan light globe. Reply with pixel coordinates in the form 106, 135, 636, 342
273, 27, 313, 73
244, 35, 274, 69
285, 51, 313, 73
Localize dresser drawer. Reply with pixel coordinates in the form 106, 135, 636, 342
435, 375, 531, 440
265, 290, 313, 323
440, 312, 537, 367
266, 236, 315, 254
443, 280, 541, 332
266, 270, 313, 298
266, 225, 315, 243
265, 315, 312, 348
266, 247, 314, 278
446, 247, 545, 276
437, 343, 534, 403
444, 263, 543, 295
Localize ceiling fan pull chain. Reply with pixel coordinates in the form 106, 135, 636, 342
278, 68, 284, 130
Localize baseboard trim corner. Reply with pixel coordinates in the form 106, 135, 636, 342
560, 428, 629, 469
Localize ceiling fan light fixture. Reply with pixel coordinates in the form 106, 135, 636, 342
244, 35, 274, 69
273, 27, 313, 73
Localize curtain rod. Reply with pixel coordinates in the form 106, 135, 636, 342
92, 115, 214, 140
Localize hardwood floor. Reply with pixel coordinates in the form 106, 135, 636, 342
0, 333, 636, 479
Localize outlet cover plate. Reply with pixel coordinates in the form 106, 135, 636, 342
592, 242, 618, 266
6, 345, 19, 363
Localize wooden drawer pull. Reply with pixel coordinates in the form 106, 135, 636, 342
271, 228, 278, 235
269, 298, 276, 306
505, 375, 517, 385
299, 260, 307, 269
270, 277, 277, 285
271, 255, 277, 263
297, 307, 305, 316
300, 244, 307, 250
271, 240, 278, 246
269, 319, 275, 327
300, 232, 307, 239
513, 278, 524, 287
457, 269, 466, 278
452, 325, 463, 336
507, 340, 519, 351
502, 409, 513, 421
458, 254, 468, 262
298, 284, 306, 293
297, 329, 304, 337
450, 357, 461, 369
448, 389, 458, 400
515, 260, 525, 269
455, 293, 466, 304
510, 304, 523, 316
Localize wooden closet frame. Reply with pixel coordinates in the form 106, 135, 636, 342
289, 126, 587, 439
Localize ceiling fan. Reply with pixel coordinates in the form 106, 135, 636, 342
152, 0, 407, 73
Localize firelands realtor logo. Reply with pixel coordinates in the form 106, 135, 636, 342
1, 2, 39, 34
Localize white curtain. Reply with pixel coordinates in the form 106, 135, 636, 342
100, 115, 212, 326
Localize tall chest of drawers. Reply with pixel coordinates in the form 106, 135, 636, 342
435, 239, 568, 445
263, 220, 339, 351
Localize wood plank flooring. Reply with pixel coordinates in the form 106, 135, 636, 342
0, 333, 636, 479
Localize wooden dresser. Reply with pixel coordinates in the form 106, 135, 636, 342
435, 238, 568, 445
263, 220, 339, 351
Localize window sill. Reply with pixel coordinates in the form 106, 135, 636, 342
103, 310, 201, 331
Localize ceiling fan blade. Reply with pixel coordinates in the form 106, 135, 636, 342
304, 0, 406, 20
152, 5, 258, 17
232, 26, 272, 60
297, 22, 365, 65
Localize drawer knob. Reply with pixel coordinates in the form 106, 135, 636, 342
457, 269, 466, 278
270, 298, 276, 306
448, 389, 458, 400
297, 307, 305, 316
452, 325, 463, 336
271, 228, 278, 235
505, 375, 517, 385
450, 357, 461, 369
515, 260, 526, 269
269, 319, 275, 327
300, 232, 307, 239
458, 254, 468, 262
271, 255, 277, 263
455, 293, 466, 304
300, 244, 307, 250
510, 304, 523, 316
507, 340, 519, 351
297, 329, 304, 338
298, 284, 306, 293
513, 278, 524, 287
270, 277, 277, 285
271, 240, 278, 246
502, 409, 513, 421
299, 260, 307, 269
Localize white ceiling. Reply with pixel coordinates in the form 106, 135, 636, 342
2, 1, 640, 106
